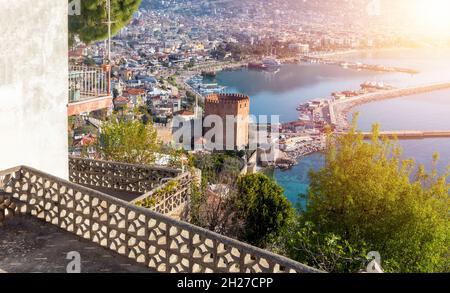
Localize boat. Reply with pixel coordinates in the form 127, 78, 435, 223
340, 62, 349, 69
198, 83, 226, 95
360, 81, 393, 90
189, 75, 203, 81
187, 75, 203, 87
199, 87, 226, 95
248, 62, 268, 70
262, 57, 282, 68
199, 83, 219, 89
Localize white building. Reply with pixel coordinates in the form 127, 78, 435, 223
0, 1, 68, 178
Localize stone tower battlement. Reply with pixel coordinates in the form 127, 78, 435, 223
205, 93, 250, 105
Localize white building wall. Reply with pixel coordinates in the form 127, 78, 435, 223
0, 1, 69, 178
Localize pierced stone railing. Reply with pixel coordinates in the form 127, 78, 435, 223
1, 165, 320, 273
0, 167, 25, 226
69, 157, 191, 217
132, 172, 192, 216
69, 156, 182, 195
0, 194, 17, 226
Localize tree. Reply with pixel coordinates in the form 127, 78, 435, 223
288, 119, 449, 272
220, 157, 243, 184
193, 153, 243, 185
211, 44, 227, 60
237, 174, 295, 247
98, 116, 160, 164
190, 175, 243, 237
69, 0, 142, 45
83, 56, 96, 66
190, 157, 294, 248
286, 221, 368, 273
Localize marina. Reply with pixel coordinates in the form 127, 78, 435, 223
188, 64, 450, 171
187, 74, 227, 96
295, 81, 450, 132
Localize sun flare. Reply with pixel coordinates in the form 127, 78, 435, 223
411, 0, 450, 36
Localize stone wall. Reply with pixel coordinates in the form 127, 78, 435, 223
0, 194, 17, 226
132, 172, 192, 216
69, 156, 181, 194
69, 157, 192, 219
1, 165, 320, 273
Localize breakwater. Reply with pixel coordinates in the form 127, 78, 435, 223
332, 81, 450, 130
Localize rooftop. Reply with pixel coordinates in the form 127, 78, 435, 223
174, 110, 195, 116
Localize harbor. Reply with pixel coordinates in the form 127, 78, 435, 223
293, 80, 450, 131
186, 74, 227, 96
275, 80, 450, 169
185, 57, 284, 97
178, 53, 450, 174
332, 81, 450, 130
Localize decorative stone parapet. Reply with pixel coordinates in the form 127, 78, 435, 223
69, 156, 182, 194
132, 172, 192, 216
69, 157, 192, 216
0, 194, 17, 226
1, 165, 320, 273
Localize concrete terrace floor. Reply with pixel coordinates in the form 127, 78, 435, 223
79, 185, 144, 202
0, 216, 153, 273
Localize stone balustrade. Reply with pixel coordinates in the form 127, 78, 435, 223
0, 165, 320, 273
0, 194, 17, 226
69, 156, 181, 195
0, 167, 24, 225
132, 172, 192, 216
69, 157, 191, 217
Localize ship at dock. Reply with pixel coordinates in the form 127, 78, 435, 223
248, 62, 268, 70
187, 74, 226, 96
248, 57, 282, 71
360, 81, 394, 90
262, 57, 282, 68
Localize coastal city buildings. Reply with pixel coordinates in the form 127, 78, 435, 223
1, 0, 449, 278
62, 0, 450, 163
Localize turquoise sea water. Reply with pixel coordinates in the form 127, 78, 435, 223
273, 153, 325, 209
352, 91, 450, 175
208, 48, 450, 205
